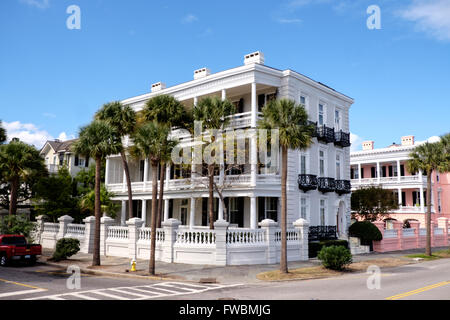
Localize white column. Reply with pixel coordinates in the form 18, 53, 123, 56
122, 169, 126, 192
218, 197, 224, 221
166, 165, 170, 188
251, 82, 257, 127
419, 186, 424, 212
143, 158, 148, 190
250, 196, 257, 229
358, 163, 362, 183
397, 160, 401, 182
105, 157, 110, 185
141, 199, 147, 225
376, 161, 380, 183
221, 89, 226, 101
251, 132, 257, 187
164, 199, 169, 222
121, 200, 126, 226
189, 197, 196, 228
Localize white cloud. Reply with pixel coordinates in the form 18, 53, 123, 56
277, 18, 302, 24
3, 121, 72, 149
182, 14, 198, 24
350, 132, 364, 152
399, 0, 450, 41
19, 0, 50, 9
42, 112, 56, 118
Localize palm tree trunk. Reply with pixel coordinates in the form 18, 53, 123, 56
93, 157, 102, 266
149, 162, 158, 275
157, 164, 166, 228
208, 164, 214, 230
425, 172, 432, 256
8, 176, 19, 216
120, 150, 134, 218
280, 146, 288, 273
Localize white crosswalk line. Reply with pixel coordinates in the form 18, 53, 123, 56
121, 287, 165, 297
108, 288, 151, 299
0, 289, 47, 298
70, 293, 99, 300
89, 291, 129, 300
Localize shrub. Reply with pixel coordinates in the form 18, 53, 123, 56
318, 245, 353, 271
0, 215, 36, 240
309, 239, 349, 258
349, 221, 382, 245
51, 238, 80, 261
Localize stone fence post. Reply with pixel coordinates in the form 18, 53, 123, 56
293, 218, 309, 261
409, 220, 420, 249
161, 218, 181, 263
214, 219, 229, 266
393, 220, 403, 250
437, 217, 449, 246
100, 216, 115, 256
82, 216, 95, 254
57, 215, 73, 240
372, 221, 385, 252
34, 215, 46, 244
127, 217, 144, 261
259, 219, 278, 264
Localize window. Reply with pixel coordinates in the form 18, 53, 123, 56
300, 154, 307, 175
436, 173, 440, 183
79, 158, 85, 167
180, 199, 188, 225
320, 199, 326, 226
438, 191, 442, 213
265, 197, 278, 221
334, 109, 341, 131
336, 154, 341, 180
319, 150, 325, 177
300, 197, 308, 220
393, 165, 398, 177
318, 104, 324, 126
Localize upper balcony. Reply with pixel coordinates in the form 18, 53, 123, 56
334, 131, 351, 148
318, 177, 336, 193
351, 175, 427, 188
316, 125, 335, 144
298, 174, 318, 192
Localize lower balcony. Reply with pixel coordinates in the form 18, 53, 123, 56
308, 226, 337, 241
335, 180, 351, 195
316, 125, 335, 143
334, 131, 351, 148
298, 174, 318, 192
318, 177, 336, 193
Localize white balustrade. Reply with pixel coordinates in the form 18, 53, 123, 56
107, 226, 129, 240
434, 228, 444, 235
226, 228, 265, 245
383, 229, 398, 238
43, 222, 59, 233
175, 229, 216, 245
138, 227, 165, 243
419, 228, 427, 236
66, 224, 85, 237
402, 228, 415, 237
274, 229, 300, 242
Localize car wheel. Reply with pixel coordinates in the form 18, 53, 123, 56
0, 255, 8, 267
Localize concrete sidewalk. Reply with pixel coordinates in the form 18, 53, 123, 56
39, 247, 447, 284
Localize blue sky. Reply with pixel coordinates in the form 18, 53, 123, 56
1, 0, 449, 150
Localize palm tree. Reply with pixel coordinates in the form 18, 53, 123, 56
130, 121, 177, 275
0, 139, 46, 216
0, 120, 6, 144
407, 141, 446, 256
95, 102, 137, 218
258, 99, 314, 273
72, 120, 122, 266
193, 96, 235, 229
142, 95, 190, 227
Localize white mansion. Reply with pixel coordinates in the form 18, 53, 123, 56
105, 52, 353, 239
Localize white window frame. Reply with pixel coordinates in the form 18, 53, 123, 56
300, 195, 309, 221
299, 151, 309, 175
334, 107, 342, 131
318, 101, 326, 126
335, 152, 342, 180
320, 198, 327, 226
318, 147, 327, 177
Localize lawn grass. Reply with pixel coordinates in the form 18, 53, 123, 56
406, 249, 450, 261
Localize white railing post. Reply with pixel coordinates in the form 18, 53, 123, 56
293, 218, 310, 261
100, 216, 115, 256
81, 216, 95, 254
34, 215, 46, 244
126, 217, 144, 261
259, 219, 278, 264
214, 219, 229, 266
161, 218, 181, 263
57, 215, 74, 240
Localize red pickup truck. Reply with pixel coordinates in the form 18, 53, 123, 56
0, 235, 42, 266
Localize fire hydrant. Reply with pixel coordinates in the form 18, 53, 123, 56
130, 259, 137, 272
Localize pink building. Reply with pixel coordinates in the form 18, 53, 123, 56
350, 135, 450, 226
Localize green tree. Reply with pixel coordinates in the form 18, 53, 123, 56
0, 139, 47, 216
258, 98, 314, 273
33, 166, 80, 222
142, 95, 190, 228
95, 101, 137, 218
79, 185, 119, 218
130, 121, 176, 275
351, 186, 399, 221
0, 120, 6, 144
407, 141, 447, 256
72, 120, 122, 266
193, 96, 235, 229
75, 162, 106, 195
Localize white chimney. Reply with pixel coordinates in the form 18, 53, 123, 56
151, 82, 166, 93
401, 135, 415, 146
362, 141, 374, 151
194, 67, 211, 80
244, 51, 265, 65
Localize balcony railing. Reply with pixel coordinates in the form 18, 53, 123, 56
351, 175, 426, 186
316, 125, 335, 143
334, 131, 351, 147
298, 174, 318, 192
308, 226, 337, 241
318, 177, 336, 193
335, 179, 351, 195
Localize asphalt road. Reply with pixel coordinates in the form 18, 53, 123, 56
0, 258, 449, 300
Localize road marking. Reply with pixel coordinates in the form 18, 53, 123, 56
0, 289, 47, 298
386, 281, 450, 300
0, 277, 46, 290
25, 282, 242, 300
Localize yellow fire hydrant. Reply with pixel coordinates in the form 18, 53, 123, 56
130, 259, 137, 272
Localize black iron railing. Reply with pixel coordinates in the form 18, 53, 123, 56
334, 130, 351, 147
316, 125, 335, 143
308, 226, 337, 241
298, 174, 318, 192
335, 179, 351, 195
318, 177, 336, 193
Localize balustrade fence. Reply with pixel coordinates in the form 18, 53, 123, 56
33, 215, 309, 266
